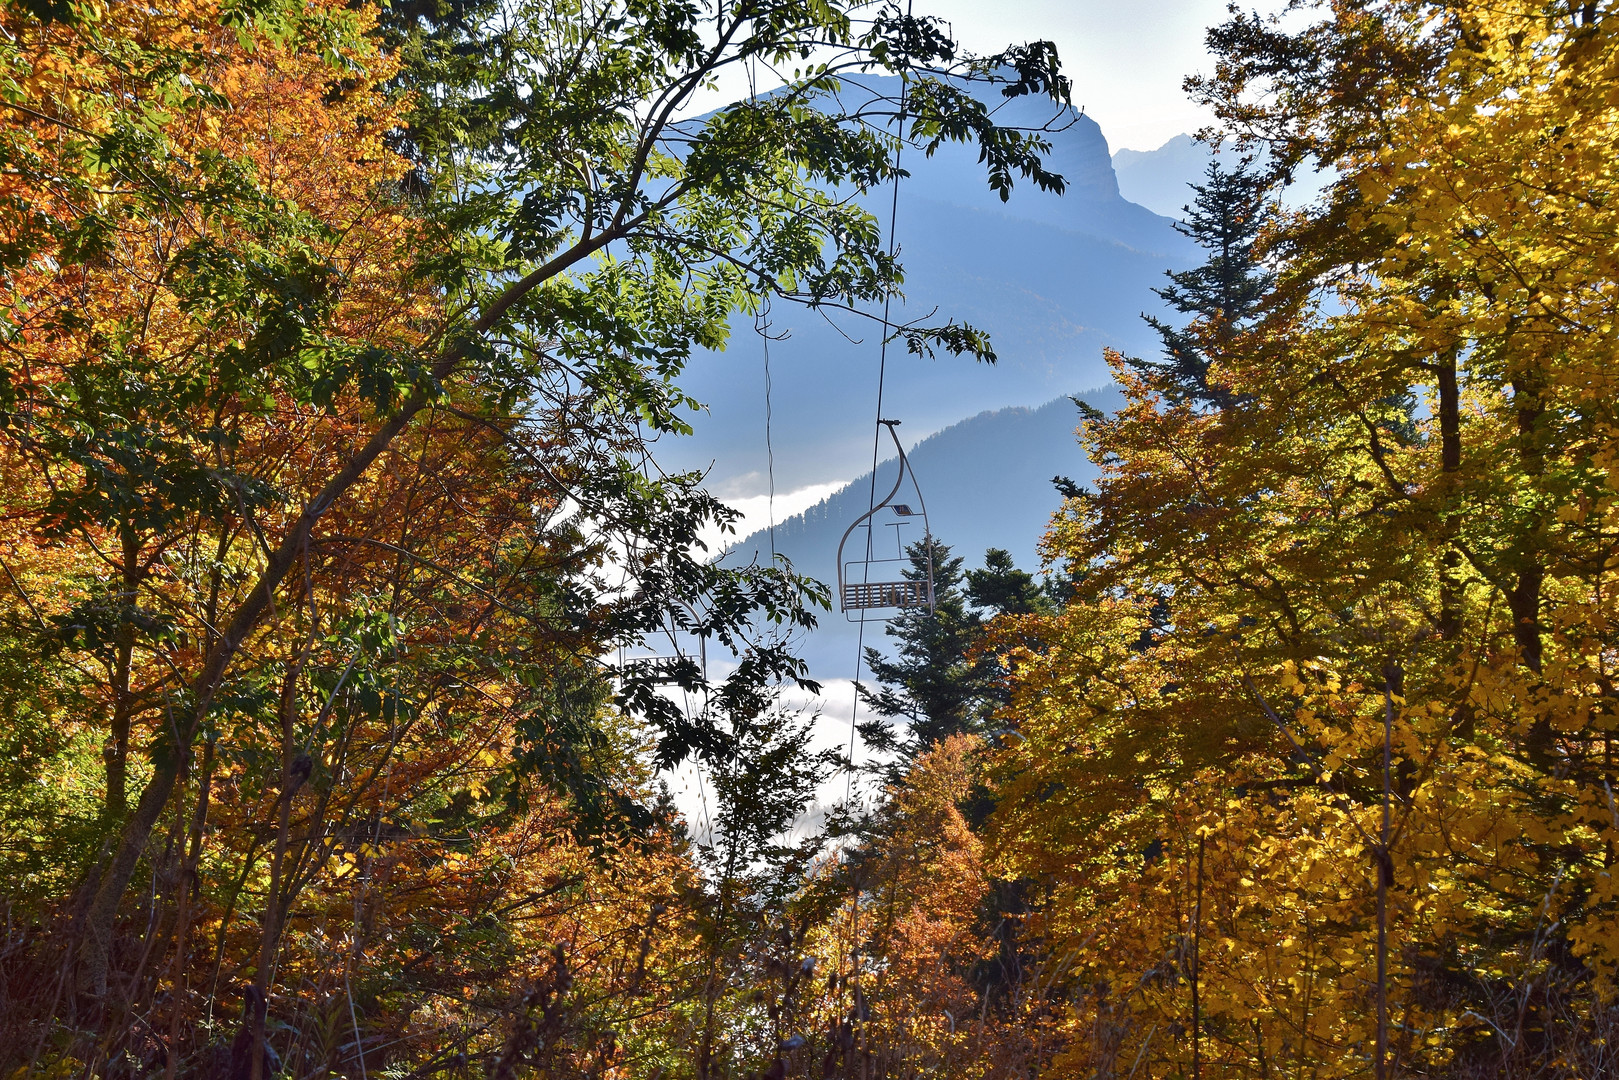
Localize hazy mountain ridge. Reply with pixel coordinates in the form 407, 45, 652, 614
658, 84, 1198, 679
1111, 133, 1213, 218
721, 387, 1125, 678
657, 80, 1196, 498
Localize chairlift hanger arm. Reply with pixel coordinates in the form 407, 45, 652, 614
835, 421, 909, 574
887, 423, 935, 604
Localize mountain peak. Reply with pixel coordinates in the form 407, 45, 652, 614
1110, 133, 1211, 218
654, 81, 1196, 503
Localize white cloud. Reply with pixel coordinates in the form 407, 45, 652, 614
697, 479, 847, 557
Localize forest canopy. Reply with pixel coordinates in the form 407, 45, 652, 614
2, 1, 1617, 1079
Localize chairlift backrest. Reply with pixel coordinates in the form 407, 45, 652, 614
614, 605, 709, 685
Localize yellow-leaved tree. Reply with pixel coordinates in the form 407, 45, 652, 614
989, 3, 1619, 1077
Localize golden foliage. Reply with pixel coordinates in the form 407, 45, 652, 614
990, 3, 1619, 1077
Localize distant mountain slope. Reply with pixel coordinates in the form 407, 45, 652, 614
721, 387, 1125, 680
1113, 134, 1335, 219
654, 80, 1193, 498
1112, 133, 1212, 218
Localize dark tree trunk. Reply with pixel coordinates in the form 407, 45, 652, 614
1436, 346, 1463, 642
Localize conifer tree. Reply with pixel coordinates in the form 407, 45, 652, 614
1130, 158, 1274, 409
858, 542, 1043, 762
966, 548, 1049, 617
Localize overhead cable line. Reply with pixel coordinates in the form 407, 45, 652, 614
759, 311, 777, 561
846, 32, 911, 808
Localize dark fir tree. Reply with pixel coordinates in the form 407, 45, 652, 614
1130, 157, 1274, 409
857, 542, 1047, 763
966, 547, 1048, 616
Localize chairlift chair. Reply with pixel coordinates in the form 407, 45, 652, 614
615, 607, 709, 685
835, 420, 936, 622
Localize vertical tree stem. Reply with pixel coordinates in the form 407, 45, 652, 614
250, 659, 304, 1080
165, 736, 214, 1080
1193, 832, 1204, 1080
1377, 678, 1394, 1080
1436, 344, 1463, 642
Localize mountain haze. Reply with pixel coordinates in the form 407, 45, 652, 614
1111, 133, 1213, 217
655, 81, 1194, 499
645, 83, 1204, 681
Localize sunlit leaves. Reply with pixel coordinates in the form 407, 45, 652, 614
990, 3, 1619, 1075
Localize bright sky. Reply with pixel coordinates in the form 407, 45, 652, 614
919, 0, 1286, 153
685, 2, 1292, 157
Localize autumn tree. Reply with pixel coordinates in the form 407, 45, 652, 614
0, 0, 1076, 1073
990, 2, 1619, 1078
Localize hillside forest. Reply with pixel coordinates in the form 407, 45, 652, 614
3, 0, 1619, 1077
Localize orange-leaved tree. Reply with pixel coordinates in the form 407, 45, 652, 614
1, 0, 1080, 1073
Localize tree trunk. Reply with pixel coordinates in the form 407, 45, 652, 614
1376, 674, 1397, 1080
248, 663, 308, 1080
1192, 833, 1204, 1080
165, 736, 214, 1080
1511, 376, 1545, 674
1436, 346, 1463, 642
104, 522, 144, 829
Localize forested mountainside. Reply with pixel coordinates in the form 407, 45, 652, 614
4, 2, 1618, 1079
721, 390, 1123, 679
